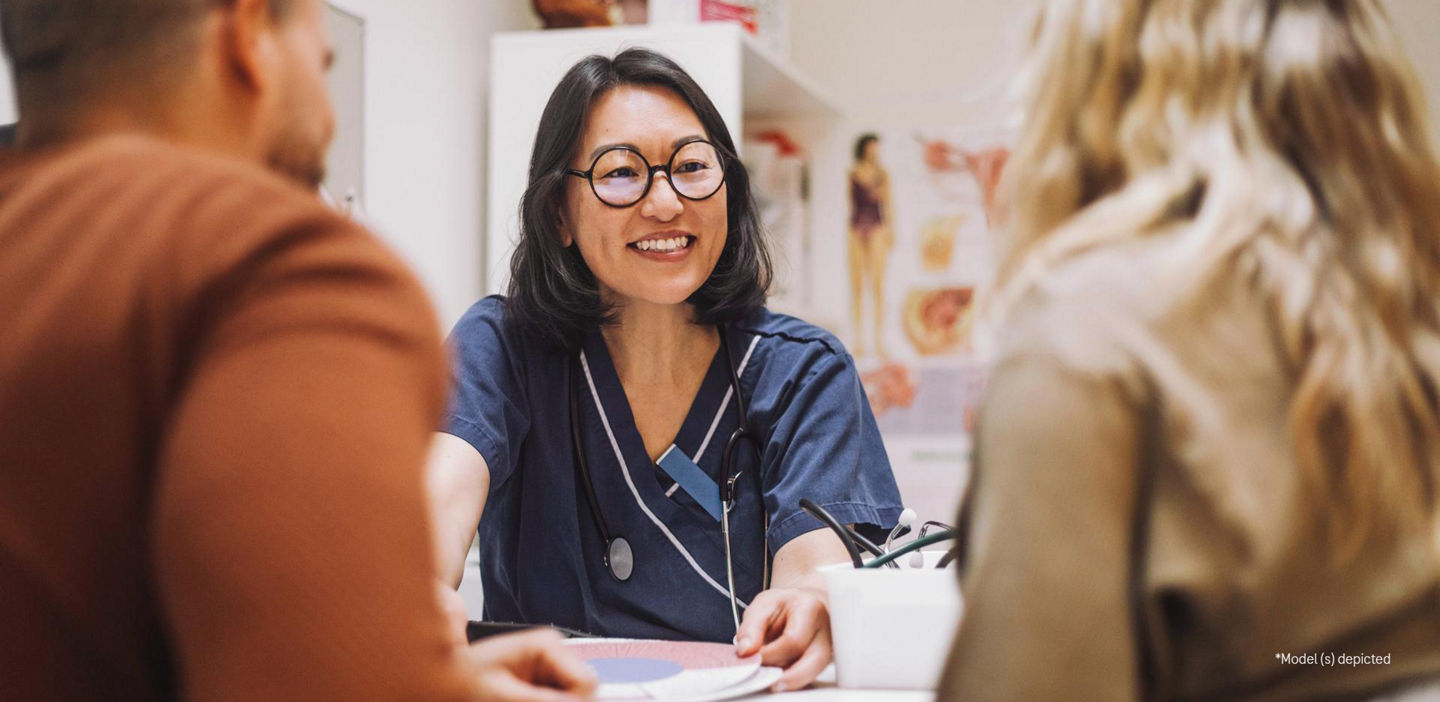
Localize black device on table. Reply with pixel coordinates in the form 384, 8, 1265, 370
466, 620, 596, 642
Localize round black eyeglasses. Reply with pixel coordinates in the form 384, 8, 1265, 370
567, 139, 727, 208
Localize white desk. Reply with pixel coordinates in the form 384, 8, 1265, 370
749, 684, 932, 701
743, 667, 934, 701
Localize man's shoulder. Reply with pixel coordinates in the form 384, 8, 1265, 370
12, 135, 429, 319
34, 135, 384, 267
50, 135, 322, 207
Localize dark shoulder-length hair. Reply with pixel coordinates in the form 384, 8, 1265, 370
507, 47, 773, 351
854, 133, 878, 162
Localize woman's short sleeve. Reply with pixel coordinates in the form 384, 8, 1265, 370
760, 348, 904, 551
443, 296, 531, 488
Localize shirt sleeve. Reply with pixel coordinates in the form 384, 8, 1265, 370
937, 353, 1143, 702
761, 348, 904, 552
442, 296, 531, 488
150, 213, 478, 701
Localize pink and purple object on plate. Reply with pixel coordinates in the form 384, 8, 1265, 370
567, 639, 781, 701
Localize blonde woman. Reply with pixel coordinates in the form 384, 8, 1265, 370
941, 1, 1440, 701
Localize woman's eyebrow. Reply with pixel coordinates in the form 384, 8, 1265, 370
586, 142, 638, 163
584, 135, 707, 163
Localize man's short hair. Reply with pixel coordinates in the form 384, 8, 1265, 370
0, 0, 293, 119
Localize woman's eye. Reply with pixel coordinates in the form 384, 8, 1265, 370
675, 161, 709, 174
602, 168, 639, 179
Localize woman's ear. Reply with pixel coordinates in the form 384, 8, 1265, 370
558, 212, 575, 247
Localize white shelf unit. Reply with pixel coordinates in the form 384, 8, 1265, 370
486, 23, 840, 323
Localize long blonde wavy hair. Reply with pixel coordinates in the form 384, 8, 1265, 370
989, 0, 1440, 550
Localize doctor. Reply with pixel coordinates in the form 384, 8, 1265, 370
428, 48, 902, 691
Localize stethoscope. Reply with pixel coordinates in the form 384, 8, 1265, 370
569, 326, 770, 631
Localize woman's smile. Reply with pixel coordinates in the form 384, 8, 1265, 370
629, 231, 697, 260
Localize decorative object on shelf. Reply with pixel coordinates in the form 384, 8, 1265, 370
649, 0, 788, 57
700, 0, 760, 32
532, 0, 623, 28
617, 0, 649, 24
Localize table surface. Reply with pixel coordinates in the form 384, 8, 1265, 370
740, 666, 934, 701
747, 684, 933, 701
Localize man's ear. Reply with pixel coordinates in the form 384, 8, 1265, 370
216, 0, 280, 94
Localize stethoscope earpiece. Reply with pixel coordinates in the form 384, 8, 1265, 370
885, 507, 918, 554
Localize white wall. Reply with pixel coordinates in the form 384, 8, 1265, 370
0, 68, 11, 122
0, 25, 12, 123
789, 0, 1033, 128
1388, 0, 1440, 140
327, 0, 537, 327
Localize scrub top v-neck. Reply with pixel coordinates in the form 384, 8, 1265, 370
444, 295, 902, 642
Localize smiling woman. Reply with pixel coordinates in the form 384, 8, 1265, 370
426, 47, 905, 693
508, 48, 769, 350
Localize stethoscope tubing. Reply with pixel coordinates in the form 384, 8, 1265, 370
862, 529, 958, 568
570, 326, 770, 599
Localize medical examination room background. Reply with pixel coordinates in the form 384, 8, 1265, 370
5, 0, 1435, 615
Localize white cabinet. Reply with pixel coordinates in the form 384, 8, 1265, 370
486, 23, 839, 317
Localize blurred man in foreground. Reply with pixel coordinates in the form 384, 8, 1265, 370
0, 0, 595, 699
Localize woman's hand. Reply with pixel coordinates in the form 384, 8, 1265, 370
733, 586, 833, 692
465, 629, 598, 702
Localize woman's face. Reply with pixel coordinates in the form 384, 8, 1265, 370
563, 85, 729, 309
863, 139, 881, 165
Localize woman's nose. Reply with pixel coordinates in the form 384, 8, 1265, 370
640, 170, 684, 220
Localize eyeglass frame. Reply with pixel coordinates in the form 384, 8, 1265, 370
565, 138, 728, 208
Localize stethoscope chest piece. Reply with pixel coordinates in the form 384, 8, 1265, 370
606, 536, 635, 582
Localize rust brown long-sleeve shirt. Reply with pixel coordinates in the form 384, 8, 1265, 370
0, 136, 484, 701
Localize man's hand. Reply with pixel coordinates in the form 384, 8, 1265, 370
734, 587, 832, 692
465, 629, 598, 702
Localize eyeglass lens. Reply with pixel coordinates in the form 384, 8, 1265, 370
589, 142, 724, 206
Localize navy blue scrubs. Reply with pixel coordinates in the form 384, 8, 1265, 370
445, 296, 902, 642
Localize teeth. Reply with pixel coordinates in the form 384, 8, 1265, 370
635, 237, 690, 253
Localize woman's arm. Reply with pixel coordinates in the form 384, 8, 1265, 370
731, 342, 904, 691
733, 529, 851, 692
426, 432, 491, 588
